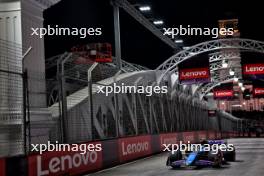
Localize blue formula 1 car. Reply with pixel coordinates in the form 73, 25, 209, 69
166, 139, 235, 169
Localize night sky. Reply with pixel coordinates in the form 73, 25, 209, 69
44, 0, 264, 69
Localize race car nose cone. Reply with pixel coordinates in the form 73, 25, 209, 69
186, 153, 196, 165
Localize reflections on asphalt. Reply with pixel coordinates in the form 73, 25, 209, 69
87, 138, 264, 176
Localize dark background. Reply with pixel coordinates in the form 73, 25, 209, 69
44, 0, 264, 69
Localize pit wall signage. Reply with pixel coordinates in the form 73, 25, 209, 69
159, 133, 178, 150
118, 136, 152, 162
28, 142, 102, 176
198, 131, 207, 140
179, 67, 210, 84
0, 159, 5, 176
243, 63, 264, 79
213, 90, 234, 99
208, 132, 216, 139
253, 87, 264, 97
182, 132, 196, 143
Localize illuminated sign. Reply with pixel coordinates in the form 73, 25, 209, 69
243, 63, 264, 80
71, 43, 112, 64
213, 90, 234, 99
243, 64, 264, 75
253, 87, 264, 98
179, 67, 210, 84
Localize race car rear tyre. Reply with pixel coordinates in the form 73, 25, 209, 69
169, 150, 182, 162
224, 152, 236, 162
208, 150, 223, 168
167, 150, 182, 168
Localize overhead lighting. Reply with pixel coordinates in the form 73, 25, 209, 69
232, 104, 242, 107
233, 77, 238, 82
229, 69, 235, 76
175, 39, 183, 43
153, 20, 164, 25
243, 102, 246, 105
241, 87, 245, 91
238, 82, 243, 87
221, 102, 225, 105
222, 60, 228, 68
183, 46, 190, 50
139, 6, 151, 12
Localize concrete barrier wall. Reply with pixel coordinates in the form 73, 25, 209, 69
2, 130, 261, 176
0, 159, 5, 176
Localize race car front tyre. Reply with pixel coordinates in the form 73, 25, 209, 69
208, 150, 223, 168
224, 151, 236, 162
167, 150, 182, 168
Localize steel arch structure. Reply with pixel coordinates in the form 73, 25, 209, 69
156, 38, 264, 83
209, 50, 241, 63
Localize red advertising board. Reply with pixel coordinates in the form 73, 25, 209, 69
229, 132, 233, 138
243, 63, 264, 75
214, 90, 233, 98
118, 136, 152, 162
253, 87, 264, 97
216, 132, 221, 139
197, 131, 207, 140
159, 133, 178, 150
182, 132, 196, 143
179, 67, 210, 80
28, 142, 102, 176
0, 159, 5, 176
72, 43, 112, 64
208, 131, 215, 139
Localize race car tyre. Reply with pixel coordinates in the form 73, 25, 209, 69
208, 150, 223, 168
223, 145, 236, 162
167, 150, 182, 168
224, 151, 236, 162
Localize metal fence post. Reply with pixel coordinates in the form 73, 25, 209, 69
87, 63, 98, 141
22, 70, 28, 155
114, 70, 122, 137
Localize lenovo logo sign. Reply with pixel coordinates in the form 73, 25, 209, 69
243, 64, 264, 75
254, 88, 264, 95
118, 136, 152, 162
182, 132, 195, 143
28, 142, 102, 176
179, 67, 209, 80
214, 90, 233, 97
159, 133, 178, 150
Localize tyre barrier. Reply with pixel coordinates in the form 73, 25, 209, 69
0, 130, 261, 176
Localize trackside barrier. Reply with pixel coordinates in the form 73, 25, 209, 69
197, 131, 207, 140
2, 130, 260, 176
28, 142, 103, 176
208, 131, 216, 140
182, 132, 196, 143
118, 135, 152, 163
159, 133, 179, 150
0, 159, 5, 176
251, 133, 256, 137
